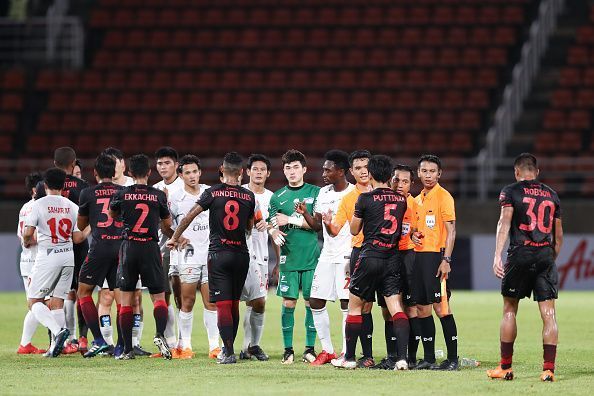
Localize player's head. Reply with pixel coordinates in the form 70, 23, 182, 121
513, 152, 539, 181
323, 150, 349, 186
43, 167, 67, 191
348, 149, 371, 185
392, 164, 414, 196
73, 159, 83, 180
25, 172, 43, 198
281, 149, 307, 186
246, 153, 271, 186
417, 154, 442, 189
103, 147, 126, 179
129, 154, 151, 179
53, 147, 77, 175
177, 154, 202, 188
221, 152, 244, 183
368, 155, 393, 185
155, 146, 179, 181
94, 153, 116, 181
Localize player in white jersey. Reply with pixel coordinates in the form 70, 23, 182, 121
23, 168, 87, 357
162, 155, 220, 359
239, 154, 277, 361
152, 146, 184, 354
16, 172, 46, 354
298, 150, 354, 365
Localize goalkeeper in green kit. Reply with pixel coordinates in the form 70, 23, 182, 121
268, 150, 321, 364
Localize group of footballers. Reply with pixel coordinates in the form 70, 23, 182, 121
15, 143, 562, 380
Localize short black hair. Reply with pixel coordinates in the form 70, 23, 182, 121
222, 152, 244, 175
25, 172, 43, 195
514, 152, 538, 171
324, 150, 350, 171
348, 150, 371, 167
75, 159, 82, 169
44, 167, 67, 190
281, 149, 307, 167
54, 147, 76, 168
103, 147, 124, 160
95, 153, 116, 179
155, 146, 178, 161
129, 154, 150, 178
418, 154, 442, 170
393, 164, 414, 181
247, 154, 271, 171
177, 154, 201, 173
368, 155, 393, 183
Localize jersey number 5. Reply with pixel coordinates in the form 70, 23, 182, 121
519, 197, 555, 233
381, 203, 398, 235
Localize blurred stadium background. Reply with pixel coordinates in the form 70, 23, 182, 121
0, 0, 592, 292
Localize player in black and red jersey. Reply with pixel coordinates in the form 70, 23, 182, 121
167, 152, 256, 364
76, 154, 123, 358
332, 155, 409, 370
488, 153, 563, 382
109, 154, 173, 360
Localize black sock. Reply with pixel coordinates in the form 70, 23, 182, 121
115, 306, 122, 347
153, 301, 168, 336
345, 315, 363, 360
419, 316, 436, 363
119, 306, 134, 353
440, 314, 458, 361
360, 313, 373, 358
392, 313, 410, 362
231, 300, 240, 340
384, 320, 397, 358
216, 300, 235, 355
408, 317, 421, 362
76, 302, 88, 338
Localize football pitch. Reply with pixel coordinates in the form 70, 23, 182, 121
1, 291, 592, 395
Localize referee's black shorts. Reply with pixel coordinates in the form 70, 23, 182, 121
412, 251, 450, 306
207, 250, 250, 303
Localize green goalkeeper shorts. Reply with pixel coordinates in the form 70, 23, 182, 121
276, 269, 315, 300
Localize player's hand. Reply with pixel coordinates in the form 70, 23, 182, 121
255, 219, 268, 232
412, 231, 424, 246
166, 237, 179, 250
275, 213, 289, 226
295, 202, 307, 215
493, 255, 504, 279
436, 260, 451, 281
177, 236, 190, 250
270, 229, 286, 246
322, 209, 333, 226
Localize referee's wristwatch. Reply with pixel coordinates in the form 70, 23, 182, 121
443, 256, 452, 263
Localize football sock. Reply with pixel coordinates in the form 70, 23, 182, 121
231, 300, 240, 340
76, 299, 88, 338
153, 300, 168, 336
341, 308, 348, 354
419, 315, 436, 363
20, 310, 40, 346
51, 308, 66, 332
78, 296, 104, 343
64, 299, 75, 340
242, 306, 253, 351
216, 300, 235, 355
281, 306, 295, 349
178, 310, 193, 350
305, 306, 317, 348
361, 312, 373, 358
137, 320, 144, 345
31, 303, 60, 336
99, 315, 114, 346
384, 319, 397, 358
312, 307, 334, 354
119, 306, 134, 353
500, 341, 514, 369
345, 314, 362, 360
440, 314, 458, 361
203, 308, 220, 350
408, 317, 421, 362
164, 304, 176, 347
132, 314, 141, 346
250, 310, 265, 347
392, 312, 410, 362
543, 344, 556, 372
115, 304, 122, 347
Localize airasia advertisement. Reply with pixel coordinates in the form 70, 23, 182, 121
471, 234, 594, 291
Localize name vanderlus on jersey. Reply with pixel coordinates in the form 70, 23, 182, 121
211, 189, 253, 201
47, 206, 72, 214
124, 193, 158, 201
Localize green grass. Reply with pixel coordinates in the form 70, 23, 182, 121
1, 291, 592, 395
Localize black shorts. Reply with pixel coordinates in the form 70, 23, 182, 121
412, 252, 450, 306
378, 249, 415, 307
350, 254, 403, 303
78, 240, 121, 290
207, 250, 250, 303
71, 239, 89, 290
502, 246, 558, 302
117, 240, 164, 294
349, 247, 361, 275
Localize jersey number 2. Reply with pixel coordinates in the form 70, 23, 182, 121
132, 203, 149, 234
224, 200, 240, 231
381, 204, 398, 235
519, 197, 555, 233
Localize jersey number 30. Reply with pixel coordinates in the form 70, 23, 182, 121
519, 197, 555, 234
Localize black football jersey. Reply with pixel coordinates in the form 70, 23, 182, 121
79, 182, 124, 244
499, 180, 561, 251
35, 175, 89, 206
354, 187, 407, 258
110, 184, 170, 242
196, 183, 256, 254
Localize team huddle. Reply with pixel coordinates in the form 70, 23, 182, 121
16, 145, 563, 379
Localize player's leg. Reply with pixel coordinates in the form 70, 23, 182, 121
384, 293, 409, 369
433, 284, 459, 370
240, 260, 257, 356
414, 252, 439, 370
73, 240, 90, 345
78, 281, 109, 355
200, 281, 220, 358
277, 270, 299, 364
243, 261, 269, 360
302, 269, 317, 363
487, 296, 518, 380
176, 268, 199, 359
115, 241, 142, 359
332, 292, 364, 369
309, 262, 335, 365
538, 299, 558, 381
401, 250, 420, 367
162, 253, 178, 350
18, 277, 45, 354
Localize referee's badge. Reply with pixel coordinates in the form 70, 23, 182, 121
402, 222, 410, 236
425, 214, 436, 229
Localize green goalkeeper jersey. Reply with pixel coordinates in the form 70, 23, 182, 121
268, 183, 321, 271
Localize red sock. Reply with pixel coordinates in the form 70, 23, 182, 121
500, 341, 514, 368
216, 300, 235, 355
153, 300, 168, 336
78, 296, 103, 342
119, 306, 134, 353
543, 344, 556, 372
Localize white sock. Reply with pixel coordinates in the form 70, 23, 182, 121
178, 310, 193, 350
31, 303, 60, 335
242, 306, 253, 351
20, 310, 40, 346
138, 320, 144, 344
64, 299, 75, 340
250, 311, 265, 347
203, 308, 219, 350
99, 315, 114, 346
341, 309, 348, 355
51, 308, 66, 334
164, 304, 177, 347
132, 314, 142, 346
312, 307, 333, 354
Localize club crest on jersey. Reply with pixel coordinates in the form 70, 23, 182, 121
280, 256, 286, 264
426, 214, 436, 229
402, 222, 411, 236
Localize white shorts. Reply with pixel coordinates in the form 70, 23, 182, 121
241, 261, 268, 302
27, 265, 73, 300
168, 250, 180, 277
20, 258, 35, 279
310, 260, 350, 301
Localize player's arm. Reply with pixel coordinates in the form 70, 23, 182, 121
350, 216, 363, 236
72, 228, 90, 244
553, 218, 563, 259
296, 202, 322, 231
160, 216, 175, 239
22, 226, 36, 248
437, 220, 456, 280
167, 203, 202, 249
493, 206, 513, 279
77, 215, 89, 231
266, 194, 287, 246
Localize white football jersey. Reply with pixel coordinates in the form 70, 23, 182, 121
25, 195, 79, 254
154, 176, 184, 253
243, 184, 273, 265
315, 183, 355, 262
169, 185, 210, 265
17, 199, 37, 276
121, 176, 134, 186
